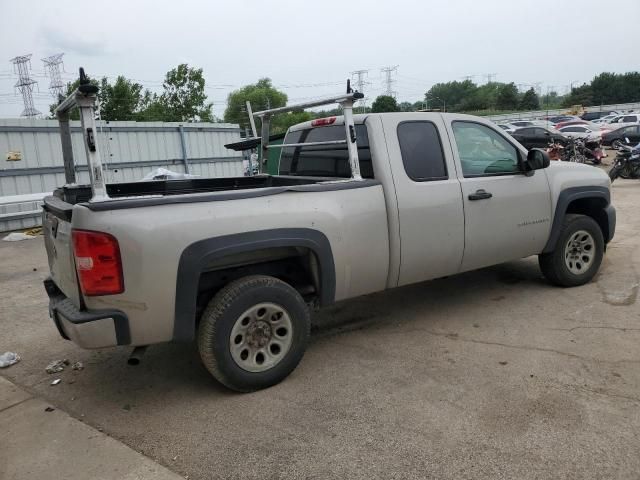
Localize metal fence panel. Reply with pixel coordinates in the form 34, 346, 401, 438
0, 119, 243, 232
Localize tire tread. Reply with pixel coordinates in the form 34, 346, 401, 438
198, 275, 309, 392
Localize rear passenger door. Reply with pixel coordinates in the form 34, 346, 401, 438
382, 115, 465, 286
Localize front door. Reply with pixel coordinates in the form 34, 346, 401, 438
445, 119, 552, 272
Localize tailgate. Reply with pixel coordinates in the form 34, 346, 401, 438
43, 196, 81, 307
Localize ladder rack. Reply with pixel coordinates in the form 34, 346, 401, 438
253, 87, 364, 180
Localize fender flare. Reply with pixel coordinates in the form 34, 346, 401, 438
173, 228, 335, 342
542, 186, 612, 253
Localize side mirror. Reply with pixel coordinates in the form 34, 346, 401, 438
625, 137, 630, 144
523, 149, 550, 173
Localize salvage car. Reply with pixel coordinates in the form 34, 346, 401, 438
602, 125, 640, 149
510, 126, 568, 149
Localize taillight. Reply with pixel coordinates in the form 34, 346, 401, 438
311, 116, 336, 127
72, 229, 124, 296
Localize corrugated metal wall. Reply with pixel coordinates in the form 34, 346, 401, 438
0, 119, 244, 231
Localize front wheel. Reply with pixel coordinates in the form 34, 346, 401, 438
198, 275, 310, 392
539, 214, 604, 287
611, 139, 623, 150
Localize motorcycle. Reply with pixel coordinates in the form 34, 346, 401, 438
546, 141, 565, 161
608, 140, 640, 182
583, 138, 605, 165
564, 137, 587, 163
547, 137, 605, 165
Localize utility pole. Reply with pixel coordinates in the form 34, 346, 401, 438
42, 53, 65, 100
461, 75, 475, 82
380, 65, 399, 98
350, 69, 370, 112
10, 54, 40, 117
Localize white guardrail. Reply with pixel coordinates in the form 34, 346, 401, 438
0, 192, 50, 222
486, 102, 640, 123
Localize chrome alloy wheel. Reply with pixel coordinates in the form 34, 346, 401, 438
564, 230, 595, 275
229, 303, 293, 372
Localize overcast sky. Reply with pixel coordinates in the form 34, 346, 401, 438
1, 0, 639, 118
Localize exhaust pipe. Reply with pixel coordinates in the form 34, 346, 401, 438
127, 346, 148, 366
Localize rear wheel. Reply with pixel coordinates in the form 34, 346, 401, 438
611, 139, 623, 150
619, 163, 634, 179
198, 275, 310, 392
539, 214, 604, 287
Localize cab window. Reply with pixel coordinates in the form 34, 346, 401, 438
279, 125, 373, 178
452, 122, 520, 177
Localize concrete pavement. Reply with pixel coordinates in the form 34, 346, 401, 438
0, 376, 182, 480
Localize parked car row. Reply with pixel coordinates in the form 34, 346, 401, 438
498, 109, 640, 153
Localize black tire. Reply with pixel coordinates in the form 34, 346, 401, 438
619, 163, 633, 179
611, 139, 623, 150
539, 214, 604, 287
198, 275, 310, 392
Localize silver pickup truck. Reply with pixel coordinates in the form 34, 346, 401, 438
42, 85, 615, 392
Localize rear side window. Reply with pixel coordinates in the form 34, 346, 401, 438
396, 122, 447, 181
279, 125, 373, 178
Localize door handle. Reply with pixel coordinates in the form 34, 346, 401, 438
468, 189, 492, 201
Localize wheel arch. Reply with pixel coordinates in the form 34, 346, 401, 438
173, 228, 335, 342
543, 186, 614, 253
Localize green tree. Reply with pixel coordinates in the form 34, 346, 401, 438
272, 111, 314, 134
398, 101, 414, 112
136, 91, 167, 121
224, 78, 288, 130
412, 100, 426, 111
371, 95, 399, 113
563, 84, 593, 107
426, 80, 477, 111
158, 64, 213, 122
519, 87, 540, 110
99, 76, 145, 121
495, 82, 519, 110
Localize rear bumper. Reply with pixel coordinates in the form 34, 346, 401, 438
44, 278, 130, 348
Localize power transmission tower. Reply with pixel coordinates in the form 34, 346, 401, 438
350, 69, 370, 112
532, 82, 543, 97
461, 75, 476, 82
380, 65, 399, 98
10, 54, 40, 117
42, 53, 65, 99
484, 73, 497, 84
